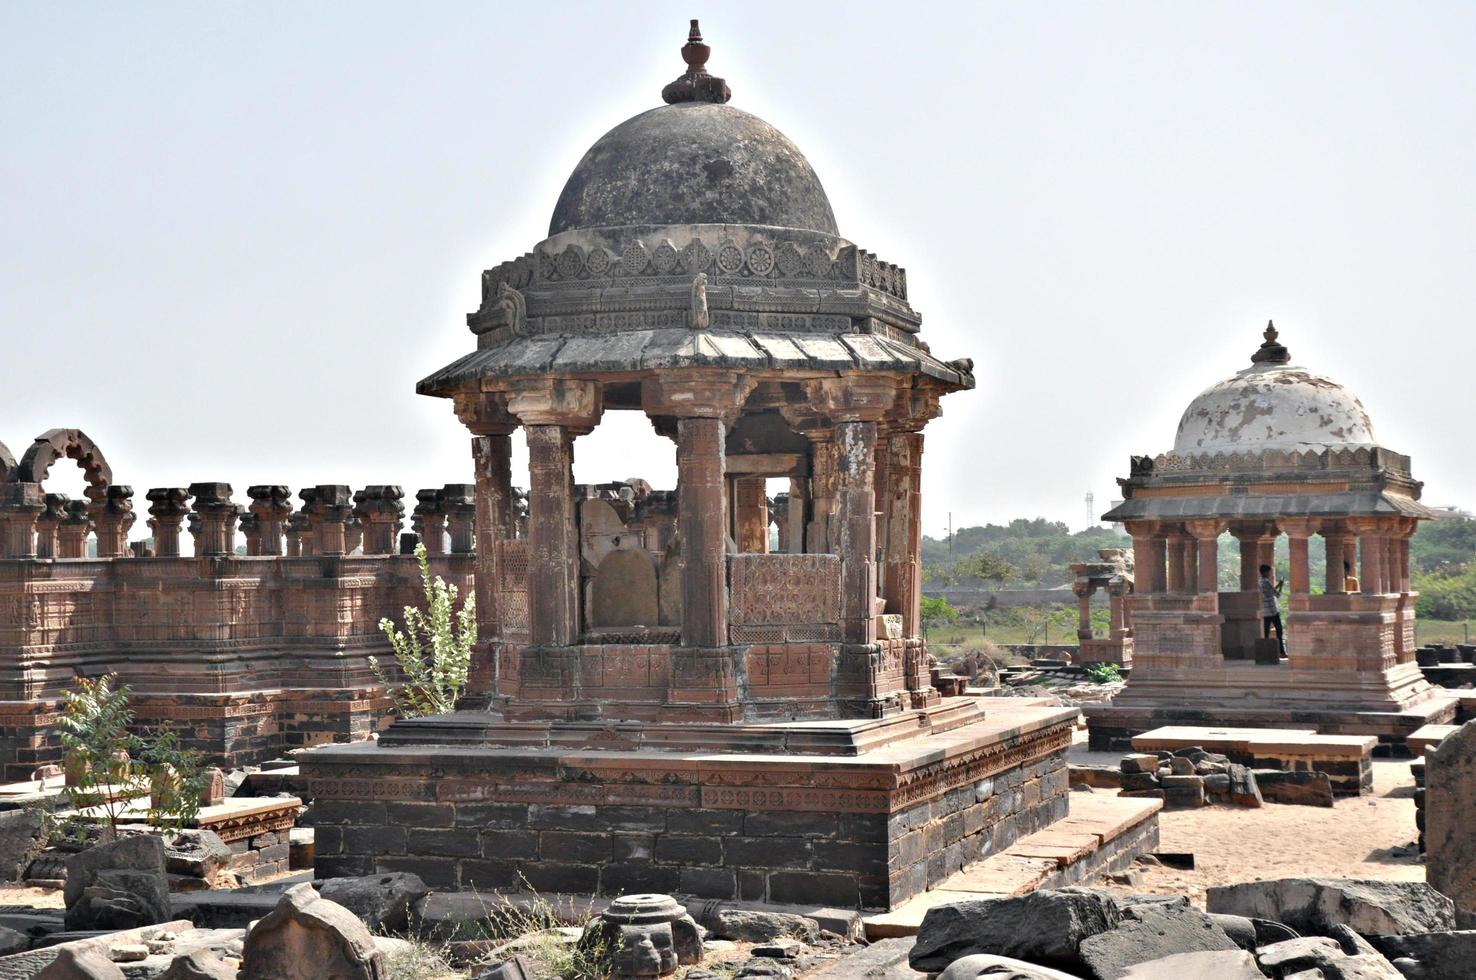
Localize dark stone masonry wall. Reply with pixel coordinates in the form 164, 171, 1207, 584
312, 752, 1070, 910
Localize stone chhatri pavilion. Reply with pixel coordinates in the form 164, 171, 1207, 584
304, 24, 1152, 910
1086, 323, 1455, 751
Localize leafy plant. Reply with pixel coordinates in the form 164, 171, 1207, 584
1084, 662, 1123, 684
920, 594, 958, 625
56, 675, 145, 841
372, 543, 477, 718
56, 676, 210, 839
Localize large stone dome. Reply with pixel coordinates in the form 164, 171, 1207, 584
1173, 325, 1377, 454
548, 102, 839, 237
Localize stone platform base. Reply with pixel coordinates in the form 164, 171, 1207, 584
303, 699, 1078, 911
1085, 693, 1457, 757
861, 793, 1163, 938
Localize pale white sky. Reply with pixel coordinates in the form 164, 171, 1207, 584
3, 3, 1473, 537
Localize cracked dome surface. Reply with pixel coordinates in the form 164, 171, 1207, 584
1173, 363, 1378, 454
548, 102, 838, 236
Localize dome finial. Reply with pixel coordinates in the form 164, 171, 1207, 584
661, 19, 732, 105
1251, 318, 1291, 365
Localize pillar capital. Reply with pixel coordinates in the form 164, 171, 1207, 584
93, 486, 135, 558
246, 485, 292, 556
300, 485, 353, 556
146, 488, 190, 558
1276, 517, 1317, 539
1347, 515, 1396, 537
801, 376, 899, 424
504, 379, 603, 432
641, 371, 755, 422
452, 391, 520, 436
0, 482, 45, 558
353, 485, 405, 555
442, 484, 477, 554
1184, 519, 1226, 541
884, 381, 946, 433
1122, 520, 1163, 539
58, 499, 92, 558
188, 483, 240, 557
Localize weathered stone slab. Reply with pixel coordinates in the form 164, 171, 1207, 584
1119, 949, 1263, 979
1426, 717, 1476, 926
910, 890, 1120, 973
1207, 878, 1455, 937
63, 835, 171, 932
1077, 902, 1239, 977
1369, 931, 1476, 980
938, 954, 1085, 979
239, 883, 387, 979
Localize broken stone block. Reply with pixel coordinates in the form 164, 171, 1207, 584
1255, 926, 1403, 979
937, 954, 1086, 979
578, 893, 702, 977
1120, 754, 1159, 774
317, 872, 429, 934
158, 949, 238, 980
1254, 769, 1334, 807
1118, 949, 1264, 979
63, 835, 171, 932
1208, 878, 1455, 937
239, 883, 387, 979
709, 909, 819, 944
910, 890, 1121, 973
1077, 901, 1240, 977
36, 946, 127, 979
0, 925, 27, 955
164, 830, 232, 884
1227, 765, 1263, 807
109, 943, 148, 961
1368, 931, 1476, 980
475, 954, 537, 980
1426, 717, 1476, 927
1207, 913, 1299, 951
0, 809, 48, 884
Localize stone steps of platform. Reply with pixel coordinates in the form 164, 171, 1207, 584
860, 794, 1162, 940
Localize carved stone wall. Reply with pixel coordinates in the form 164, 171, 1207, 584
0, 553, 473, 777
727, 554, 841, 644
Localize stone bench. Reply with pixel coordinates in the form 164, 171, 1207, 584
1130, 726, 1375, 797
1408, 723, 1462, 756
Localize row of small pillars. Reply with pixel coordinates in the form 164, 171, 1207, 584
0, 483, 477, 560
1123, 516, 1417, 598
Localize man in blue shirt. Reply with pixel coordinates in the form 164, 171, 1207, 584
1260, 563, 1285, 657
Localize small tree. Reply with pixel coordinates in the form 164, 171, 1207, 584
56, 674, 141, 841
137, 726, 207, 831
372, 543, 476, 718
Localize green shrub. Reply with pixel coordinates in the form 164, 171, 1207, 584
372, 543, 477, 718
1084, 662, 1123, 684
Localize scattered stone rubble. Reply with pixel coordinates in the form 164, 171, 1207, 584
1118, 749, 1267, 809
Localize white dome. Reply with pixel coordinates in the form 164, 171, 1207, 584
1174, 361, 1377, 454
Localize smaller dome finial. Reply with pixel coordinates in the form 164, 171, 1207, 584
662, 19, 732, 105
1251, 318, 1291, 365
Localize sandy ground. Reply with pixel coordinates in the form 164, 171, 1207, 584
1069, 734, 1425, 906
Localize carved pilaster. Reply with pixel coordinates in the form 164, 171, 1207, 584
246, 485, 292, 556
284, 511, 309, 557
0, 483, 44, 559
733, 477, 768, 553
35, 492, 69, 559
882, 431, 924, 639
525, 425, 579, 646
442, 485, 477, 555
412, 489, 447, 555
676, 416, 727, 648
1278, 518, 1315, 595
58, 499, 92, 559
145, 488, 191, 558
1185, 519, 1224, 596
302, 485, 353, 556
188, 483, 240, 557
92, 486, 135, 558
353, 486, 405, 556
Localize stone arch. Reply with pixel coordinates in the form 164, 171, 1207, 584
590, 548, 660, 628
17, 429, 113, 497
0, 439, 16, 486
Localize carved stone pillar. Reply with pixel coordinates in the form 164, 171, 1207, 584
1186, 520, 1223, 595
284, 512, 308, 557
246, 485, 292, 556
771, 492, 791, 552
442, 485, 477, 555
1280, 519, 1314, 594
93, 486, 135, 558
786, 478, 807, 554
345, 517, 363, 555
733, 477, 768, 553
469, 429, 515, 648
353, 485, 405, 556
805, 433, 838, 554
0, 483, 44, 558
676, 417, 727, 648
35, 493, 68, 559
303, 485, 353, 556
189, 483, 240, 557
833, 421, 879, 645
1323, 523, 1348, 594
58, 500, 92, 559
1125, 521, 1163, 594
882, 431, 923, 638
1233, 524, 1275, 590
1074, 584, 1095, 640
1353, 518, 1387, 594
145, 488, 190, 558
412, 489, 447, 555
525, 426, 579, 645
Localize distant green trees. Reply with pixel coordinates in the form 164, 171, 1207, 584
922, 519, 1129, 588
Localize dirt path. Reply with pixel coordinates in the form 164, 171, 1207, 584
1070, 737, 1424, 905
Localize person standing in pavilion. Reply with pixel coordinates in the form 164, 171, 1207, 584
1259, 563, 1286, 656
